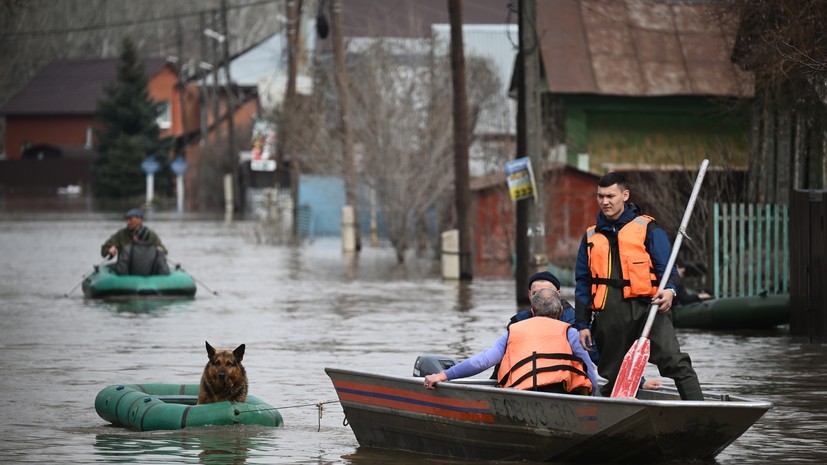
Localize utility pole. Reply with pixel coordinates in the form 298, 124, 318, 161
283, 0, 301, 239
199, 12, 208, 148
221, 0, 238, 213
331, 0, 361, 251
515, 0, 546, 303
448, 0, 473, 280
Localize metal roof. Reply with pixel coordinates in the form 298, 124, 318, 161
537, 0, 754, 97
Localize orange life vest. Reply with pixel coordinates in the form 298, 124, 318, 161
586, 215, 659, 310
496, 317, 592, 394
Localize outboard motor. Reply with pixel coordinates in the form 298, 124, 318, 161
413, 355, 458, 377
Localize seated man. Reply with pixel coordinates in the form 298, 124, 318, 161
424, 288, 599, 396
101, 208, 166, 258
113, 226, 170, 276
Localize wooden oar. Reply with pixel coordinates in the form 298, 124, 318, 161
64, 255, 112, 297
611, 159, 709, 398
165, 257, 219, 295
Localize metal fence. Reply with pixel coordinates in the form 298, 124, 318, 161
710, 202, 789, 298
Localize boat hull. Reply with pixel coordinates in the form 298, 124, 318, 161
673, 293, 789, 329
82, 265, 196, 298
94, 384, 283, 431
326, 367, 772, 463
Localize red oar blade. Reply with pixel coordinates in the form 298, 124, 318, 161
611, 337, 651, 398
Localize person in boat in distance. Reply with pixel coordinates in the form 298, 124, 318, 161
674, 262, 714, 305
100, 208, 166, 258
424, 288, 599, 395
574, 172, 703, 400
111, 225, 170, 276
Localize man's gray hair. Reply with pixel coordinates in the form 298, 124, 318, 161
531, 287, 562, 319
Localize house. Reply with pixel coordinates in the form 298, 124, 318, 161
0, 58, 193, 161
532, 0, 754, 172
0, 58, 196, 194
0, 56, 259, 206
472, 164, 599, 277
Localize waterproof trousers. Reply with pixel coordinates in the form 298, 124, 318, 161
593, 295, 704, 400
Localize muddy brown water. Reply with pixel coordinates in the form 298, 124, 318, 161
1, 214, 825, 464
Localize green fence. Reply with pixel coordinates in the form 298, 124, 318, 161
711, 203, 789, 298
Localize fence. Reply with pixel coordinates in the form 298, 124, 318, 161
710, 203, 789, 298
789, 190, 827, 341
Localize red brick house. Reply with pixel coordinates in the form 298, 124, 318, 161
471, 164, 600, 277
0, 58, 197, 160
0, 57, 257, 203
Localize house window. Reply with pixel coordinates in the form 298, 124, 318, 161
157, 100, 172, 129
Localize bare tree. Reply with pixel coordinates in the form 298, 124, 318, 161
290, 36, 499, 263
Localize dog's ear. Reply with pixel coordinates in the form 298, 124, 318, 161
205, 341, 216, 359
234, 344, 245, 362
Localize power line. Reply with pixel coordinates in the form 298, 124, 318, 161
0, 0, 280, 38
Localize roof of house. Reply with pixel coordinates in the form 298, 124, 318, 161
0, 57, 169, 116
537, 0, 754, 97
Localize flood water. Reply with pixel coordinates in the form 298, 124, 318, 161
1, 212, 826, 464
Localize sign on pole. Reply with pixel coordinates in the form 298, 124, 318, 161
170, 156, 188, 213
505, 157, 537, 202
141, 156, 160, 206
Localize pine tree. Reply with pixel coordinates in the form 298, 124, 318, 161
93, 36, 161, 198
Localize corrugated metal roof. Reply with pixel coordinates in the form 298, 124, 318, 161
0, 58, 168, 116
536, 0, 753, 97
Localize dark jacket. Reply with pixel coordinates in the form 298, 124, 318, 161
101, 226, 166, 257
114, 242, 170, 276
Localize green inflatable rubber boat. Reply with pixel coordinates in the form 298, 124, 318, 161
95, 384, 283, 431
672, 293, 789, 330
82, 265, 196, 298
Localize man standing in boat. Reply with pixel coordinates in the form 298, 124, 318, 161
101, 208, 166, 258
424, 288, 598, 395
574, 172, 703, 400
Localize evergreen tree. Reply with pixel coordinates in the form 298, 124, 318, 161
93, 36, 161, 198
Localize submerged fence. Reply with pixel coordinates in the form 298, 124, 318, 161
710, 203, 789, 298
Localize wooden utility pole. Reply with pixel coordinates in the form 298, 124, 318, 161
448, 0, 473, 280
515, 0, 546, 303
331, 0, 361, 251
221, 0, 238, 212
283, 0, 301, 239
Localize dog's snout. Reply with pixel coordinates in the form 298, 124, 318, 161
218, 371, 226, 381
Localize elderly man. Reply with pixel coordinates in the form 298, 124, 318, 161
424, 288, 599, 395
101, 208, 166, 258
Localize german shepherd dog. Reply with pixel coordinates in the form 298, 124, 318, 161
197, 341, 248, 405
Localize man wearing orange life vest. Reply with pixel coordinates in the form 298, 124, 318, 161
423, 288, 598, 395
574, 172, 703, 400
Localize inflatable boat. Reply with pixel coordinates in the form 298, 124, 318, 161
672, 293, 789, 330
95, 384, 283, 431
82, 265, 196, 298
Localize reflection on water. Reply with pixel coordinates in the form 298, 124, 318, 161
1, 216, 826, 464
95, 427, 274, 465
89, 297, 196, 315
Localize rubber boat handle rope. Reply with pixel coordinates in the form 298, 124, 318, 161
165, 256, 219, 295
236, 399, 340, 432
64, 255, 112, 297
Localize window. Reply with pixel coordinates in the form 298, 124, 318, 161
156, 101, 172, 129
